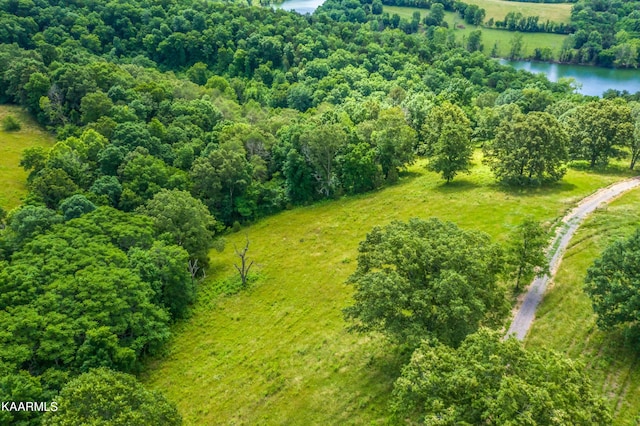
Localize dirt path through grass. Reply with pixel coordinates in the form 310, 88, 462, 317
507, 176, 640, 340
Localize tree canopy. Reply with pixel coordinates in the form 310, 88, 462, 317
585, 228, 640, 346
562, 99, 633, 168
392, 329, 612, 425
2, 0, 640, 421
422, 101, 473, 183
42, 368, 181, 426
484, 111, 569, 185
506, 218, 549, 291
344, 218, 508, 348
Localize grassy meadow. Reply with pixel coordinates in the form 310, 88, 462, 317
143, 154, 636, 425
0, 105, 54, 210
526, 189, 640, 425
383, 6, 568, 59
462, 0, 572, 24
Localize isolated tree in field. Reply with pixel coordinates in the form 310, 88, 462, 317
585, 228, 640, 346
2, 114, 21, 132
234, 234, 254, 288
42, 368, 181, 426
561, 99, 633, 167
392, 329, 611, 425
421, 102, 473, 183
428, 3, 445, 26
344, 218, 507, 348
506, 218, 549, 292
484, 111, 569, 185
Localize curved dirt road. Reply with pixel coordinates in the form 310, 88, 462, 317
507, 176, 640, 341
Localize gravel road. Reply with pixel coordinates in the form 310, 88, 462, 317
506, 176, 640, 341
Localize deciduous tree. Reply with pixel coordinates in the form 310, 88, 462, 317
484, 111, 568, 185
42, 368, 181, 426
562, 99, 633, 167
302, 123, 347, 197
585, 228, 640, 345
392, 329, 611, 425
138, 189, 216, 265
344, 218, 507, 348
506, 218, 549, 291
422, 102, 473, 183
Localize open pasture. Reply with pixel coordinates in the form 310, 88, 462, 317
144, 155, 633, 425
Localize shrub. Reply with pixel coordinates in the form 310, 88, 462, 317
2, 115, 21, 132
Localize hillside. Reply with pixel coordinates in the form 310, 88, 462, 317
143, 157, 632, 424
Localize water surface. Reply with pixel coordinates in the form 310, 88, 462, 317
274, 0, 325, 14
501, 59, 640, 97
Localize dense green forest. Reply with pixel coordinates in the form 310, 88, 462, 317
1, 0, 640, 423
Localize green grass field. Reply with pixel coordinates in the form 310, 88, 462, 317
526, 189, 640, 425
143, 154, 636, 425
462, 0, 572, 24
384, 6, 568, 59
0, 105, 54, 210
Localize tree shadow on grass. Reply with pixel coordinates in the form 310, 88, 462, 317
431, 178, 482, 194
352, 338, 411, 411
392, 169, 424, 186
493, 180, 578, 198
568, 160, 637, 178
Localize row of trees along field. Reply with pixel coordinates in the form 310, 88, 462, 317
373, 0, 640, 67
1, 0, 640, 423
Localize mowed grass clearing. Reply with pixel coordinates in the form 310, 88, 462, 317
526, 189, 640, 425
383, 6, 568, 59
463, 0, 572, 24
143, 154, 635, 425
0, 105, 54, 209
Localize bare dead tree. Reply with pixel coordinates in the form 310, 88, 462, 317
234, 234, 254, 287
188, 258, 200, 280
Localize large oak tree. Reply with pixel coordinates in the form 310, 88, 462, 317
484, 111, 569, 185
344, 218, 508, 348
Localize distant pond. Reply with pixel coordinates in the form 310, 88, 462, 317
500, 59, 640, 97
274, 0, 325, 14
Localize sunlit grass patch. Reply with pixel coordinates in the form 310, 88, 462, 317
0, 105, 55, 210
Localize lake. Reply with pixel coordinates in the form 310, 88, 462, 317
274, 0, 325, 14
501, 59, 640, 97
